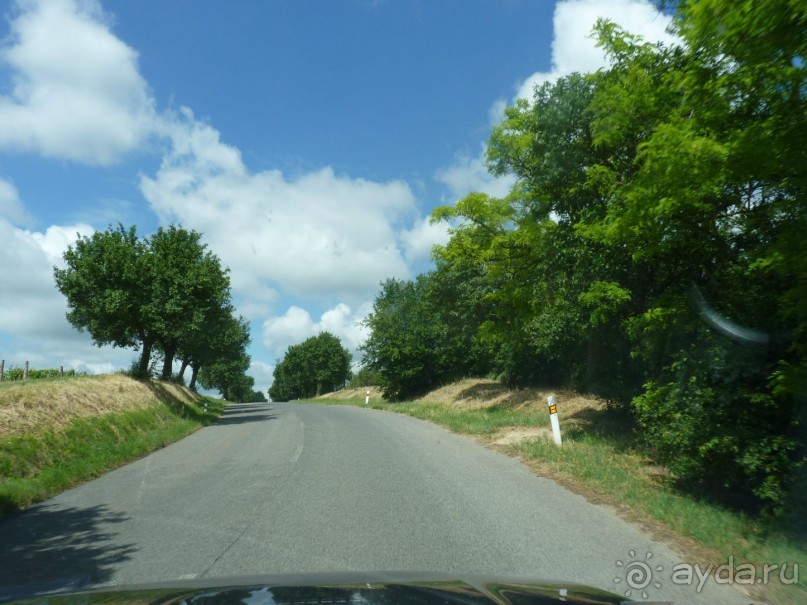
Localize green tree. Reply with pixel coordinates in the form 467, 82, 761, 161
269, 332, 351, 401
147, 226, 232, 380
421, 0, 806, 512
54, 224, 155, 377
55, 223, 246, 386
197, 315, 252, 399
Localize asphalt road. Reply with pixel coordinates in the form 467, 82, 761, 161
0, 402, 748, 603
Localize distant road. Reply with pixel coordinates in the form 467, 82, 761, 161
0, 402, 746, 603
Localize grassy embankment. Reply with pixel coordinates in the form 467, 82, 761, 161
0, 373, 223, 514
306, 380, 806, 605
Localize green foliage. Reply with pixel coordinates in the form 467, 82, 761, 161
359, 264, 493, 400
197, 315, 252, 400
147, 226, 231, 380
246, 389, 268, 403
348, 366, 383, 388
269, 332, 352, 401
0, 396, 223, 513
358, 0, 806, 514
54, 223, 253, 395
54, 224, 152, 372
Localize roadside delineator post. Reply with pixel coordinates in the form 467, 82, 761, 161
547, 395, 562, 446
365, 390, 370, 405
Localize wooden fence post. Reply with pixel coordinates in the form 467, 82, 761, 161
24, 361, 29, 381
59, 365, 64, 377
0, 359, 4, 382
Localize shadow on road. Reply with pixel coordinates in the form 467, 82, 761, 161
0, 503, 136, 600
213, 403, 278, 425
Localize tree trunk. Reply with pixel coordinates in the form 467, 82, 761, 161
161, 341, 177, 381
178, 357, 190, 380
189, 362, 200, 391
138, 337, 153, 378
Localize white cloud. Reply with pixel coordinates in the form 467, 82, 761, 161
0, 218, 93, 338
141, 111, 417, 302
0, 177, 29, 223
248, 359, 275, 397
262, 302, 371, 363
435, 144, 517, 201
0, 216, 140, 374
0, 0, 157, 164
399, 216, 450, 265
514, 0, 677, 102
438, 0, 676, 209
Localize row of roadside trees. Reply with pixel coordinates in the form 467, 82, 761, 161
360, 0, 806, 517
54, 224, 259, 401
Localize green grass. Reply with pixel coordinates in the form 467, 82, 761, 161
305, 395, 806, 604
0, 395, 223, 514
303, 396, 549, 434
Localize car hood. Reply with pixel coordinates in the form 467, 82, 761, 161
3, 572, 651, 605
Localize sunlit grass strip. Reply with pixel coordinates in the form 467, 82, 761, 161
305, 395, 805, 603
0, 396, 223, 514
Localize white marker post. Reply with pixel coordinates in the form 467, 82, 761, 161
365, 390, 370, 405
547, 395, 562, 446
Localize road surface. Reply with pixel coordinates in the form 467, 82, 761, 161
0, 402, 748, 603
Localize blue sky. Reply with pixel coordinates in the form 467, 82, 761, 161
0, 0, 674, 395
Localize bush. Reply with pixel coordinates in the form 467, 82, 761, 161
632, 332, 800, 515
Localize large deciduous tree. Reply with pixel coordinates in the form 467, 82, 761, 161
269, 332, 351, 401
54, 224, 155, 376
55, 223, 247, 388
197, 314, 252, 399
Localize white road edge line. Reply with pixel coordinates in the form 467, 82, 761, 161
290, 444, 303, 463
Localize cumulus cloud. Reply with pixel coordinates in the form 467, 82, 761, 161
141, 111, 417, 302
435, 144, 517, 201
0, 0, 157, 164
262, 302, 371, 363
439, 0, 676, 208
0, 218, 93, 338
0, 214, 141, 374
0, 0, 430, 378
514, 0, 676, 101
0, 177, 29, 223
249, 359, 275, 397
399, 216, 450, 265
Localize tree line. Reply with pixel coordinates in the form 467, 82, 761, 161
269, 332, 351, 401
54, 224, 262, 402
361, 0, 806, 515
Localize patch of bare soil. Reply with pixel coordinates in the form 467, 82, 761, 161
0, 374, 199, 439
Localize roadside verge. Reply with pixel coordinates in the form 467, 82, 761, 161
0, 374, 223, 514
305, 379, 805, 605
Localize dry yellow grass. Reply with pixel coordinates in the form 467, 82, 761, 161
316, 386, 383, 400
0, 374, 199, 439
417, 377, 606, 419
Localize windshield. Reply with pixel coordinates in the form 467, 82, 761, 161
0, 1, 804, 605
